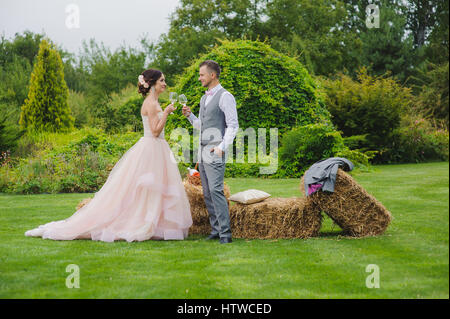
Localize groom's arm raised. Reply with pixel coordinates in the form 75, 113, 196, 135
182, 105, 201, 130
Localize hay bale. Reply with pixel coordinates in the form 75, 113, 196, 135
300, 169, 392, 237
76, 197, 92, 210
229, 197, 322, 239
187, 174, 201, 186
183, 179, 231, 235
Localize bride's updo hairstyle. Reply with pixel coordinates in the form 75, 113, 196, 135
138, 69, 163, 97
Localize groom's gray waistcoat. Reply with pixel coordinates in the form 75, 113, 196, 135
200, 87, 227, 147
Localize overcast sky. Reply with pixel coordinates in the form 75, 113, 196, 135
0, 0, 180, 54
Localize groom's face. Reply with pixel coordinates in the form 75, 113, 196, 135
198, 65, 214, 87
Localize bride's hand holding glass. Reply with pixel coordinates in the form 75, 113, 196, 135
164, 103, 177, 115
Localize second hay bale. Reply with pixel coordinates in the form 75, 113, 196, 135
300, 168, 392, 237
230, 197, 322, 239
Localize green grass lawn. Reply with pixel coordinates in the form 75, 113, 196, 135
0, 162, 448, 298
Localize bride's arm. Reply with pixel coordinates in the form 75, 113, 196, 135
147, 105, 170, 137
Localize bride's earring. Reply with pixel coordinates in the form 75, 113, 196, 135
151, 86, 155, 94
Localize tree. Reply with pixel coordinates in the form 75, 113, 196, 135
264, 0, 362, 76
0, 31, 45, 120
405, 0, 440, 48
19, 39, 74, 132
0, 109, 24, 154
152, 0, 269, 83
0, 30, 43, 68
358, 1, 416, 84
78, 39, 147, 120
424, 0, 449, 64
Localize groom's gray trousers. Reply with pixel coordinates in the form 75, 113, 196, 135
198, 145, 231, 239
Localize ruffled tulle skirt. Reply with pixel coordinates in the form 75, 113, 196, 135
25, 136, 192, 242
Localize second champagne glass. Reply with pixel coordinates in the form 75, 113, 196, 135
178, 94, 188, 117
178, 94, 187, 106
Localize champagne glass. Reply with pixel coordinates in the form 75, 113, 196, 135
169, 92, 178, 114
178, 94, 188, 117
178, 94, 187, 106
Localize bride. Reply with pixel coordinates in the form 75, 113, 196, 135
25, 69, 192, 242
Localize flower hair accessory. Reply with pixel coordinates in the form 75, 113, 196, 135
138, 75, 149, 88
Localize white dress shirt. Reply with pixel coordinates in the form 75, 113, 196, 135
187, 84, 239, 152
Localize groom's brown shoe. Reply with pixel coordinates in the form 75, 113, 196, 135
206, 234, 220, 240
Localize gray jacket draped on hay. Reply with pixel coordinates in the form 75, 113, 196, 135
304, 157, 354, 196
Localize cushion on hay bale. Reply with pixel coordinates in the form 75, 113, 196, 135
300, 168, 392, 237
229, 189, 271, 204
183, 179, 231, 235
229, 197, 322, 239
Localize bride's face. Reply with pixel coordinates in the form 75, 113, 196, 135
154, 74, 167, 93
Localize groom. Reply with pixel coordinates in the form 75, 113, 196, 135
182, 60, 239, 244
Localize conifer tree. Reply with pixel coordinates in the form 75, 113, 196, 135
19, 39, 74, 132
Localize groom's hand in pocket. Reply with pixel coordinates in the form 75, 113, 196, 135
182, 105, 191, 117
211, 146, 223, 157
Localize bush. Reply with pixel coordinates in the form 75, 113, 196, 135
278, 123, 370, 178
334, 148, 373, 171
94, 84, 171, 134
380, 113, 449, 163
0, 128, 142, 194
96, 84, 142, 133
342, 134, 369, 150
0, 108, 25, 154
412, 61, 449, 128
224, 162, 263, 178
317, 68, 413, 155
68, 90, 92, 128
164, 39, 331, 137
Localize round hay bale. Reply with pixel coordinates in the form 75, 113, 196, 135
183, 179, 231, 235
300, 169, 392, 237
229, 197, 322, 239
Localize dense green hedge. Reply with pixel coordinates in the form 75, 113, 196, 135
164, 39, 331, 136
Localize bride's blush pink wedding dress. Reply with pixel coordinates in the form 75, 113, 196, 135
25, 111, 192, 242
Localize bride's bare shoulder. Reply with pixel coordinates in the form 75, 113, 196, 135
141, 98, 160, 116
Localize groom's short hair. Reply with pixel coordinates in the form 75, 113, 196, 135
200, 60, 221, 79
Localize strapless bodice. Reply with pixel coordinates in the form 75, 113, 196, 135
141, 111, 164, 138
